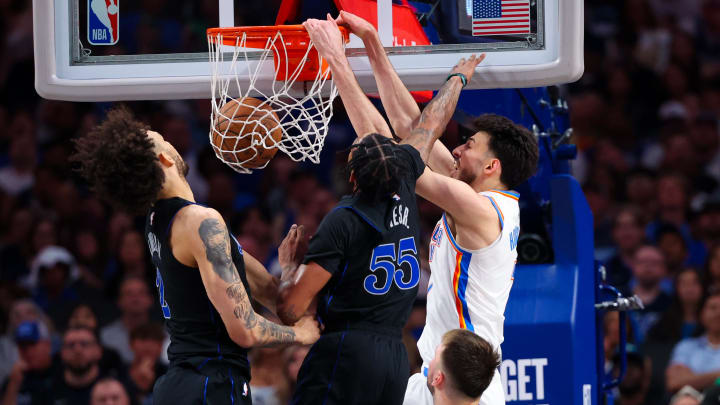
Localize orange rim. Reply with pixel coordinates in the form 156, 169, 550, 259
207, 25, 349, 49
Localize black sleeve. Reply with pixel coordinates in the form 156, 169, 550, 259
302, 208, 353, 275
397, 144, 426, 180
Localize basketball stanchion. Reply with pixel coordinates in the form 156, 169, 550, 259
207, 25, 349, 173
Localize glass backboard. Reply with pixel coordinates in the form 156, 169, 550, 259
33, 0, 583, 101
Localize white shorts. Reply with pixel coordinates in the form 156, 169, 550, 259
403, 368, 505, 405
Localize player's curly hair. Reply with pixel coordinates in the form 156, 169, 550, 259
348, 134, 409, 202
473, 114, 539, 189
72, 107, 164, 214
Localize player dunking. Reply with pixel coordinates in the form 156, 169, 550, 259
72, 108, 319, 405
309, 13, 539, 405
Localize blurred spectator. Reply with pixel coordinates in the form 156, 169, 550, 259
108, 230, 152, 291
0, 299, 55, 384
611, 351, 651, 405
628, 245, 672, 344
90, 377, 131, 405
68, 304, 125, 380
605, 206, 646, 291
0, 136, 36, 197
1, 320, 57, 405
127, 323, 166, 405
624, 169, 658, 224
657, 224, 690, 276
100, 277, 154, 364
26, 246, 83, 328
0, 208, 33, 282
648, 268, 704, 343
666, 293, 720, 392
694, 204, 720, 253
705, 245, 720, 294
646, 268, 705, 404
72, 229, 106, 291
249, 347, 290, 405
647, 173, 707, 267
53, 326, 128, 405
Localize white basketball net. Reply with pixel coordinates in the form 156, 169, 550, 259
207, 30, 341, 174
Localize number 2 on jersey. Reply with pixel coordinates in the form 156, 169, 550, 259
364, 237, 420, 295
156, 269, 171, 319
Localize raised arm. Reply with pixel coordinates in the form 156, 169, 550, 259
176, 206, 319, 347
337, 11, 485, 174
304, 16, 392, 139
400, 55, 483, 162
414, 168, 499, 243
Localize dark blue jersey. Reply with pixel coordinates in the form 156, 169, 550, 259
304, 144, 426, 332
144, 197, 250, 377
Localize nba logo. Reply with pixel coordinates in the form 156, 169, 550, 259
88, 0, 119, 45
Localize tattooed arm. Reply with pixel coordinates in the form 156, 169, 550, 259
399, 54, 484, 164
176, 206, 319, 347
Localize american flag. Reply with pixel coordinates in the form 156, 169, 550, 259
472, 0, 531, 36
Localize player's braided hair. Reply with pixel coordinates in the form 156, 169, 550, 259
72, 106, 164, 214
348, 134, 409, 203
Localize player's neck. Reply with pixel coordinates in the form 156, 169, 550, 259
472, 176, 506, 194
158, 175, 195, 203
433, 390, 475, 405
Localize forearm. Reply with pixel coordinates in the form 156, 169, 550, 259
326, 55, 392, 138
277, 262, 330, 325
363, 32, 421, 139
402, 76, 464, 161
244, 253, 280, 312
667, 369, 720, 391
277, 264, 309, 325
225, 281, 298, 347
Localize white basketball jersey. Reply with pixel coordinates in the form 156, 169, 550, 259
417, 190, 520, 364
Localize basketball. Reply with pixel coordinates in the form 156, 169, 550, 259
212, 97, 282, 169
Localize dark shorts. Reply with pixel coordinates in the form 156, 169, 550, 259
291, 327, 410, 405
153, 359, 252, 405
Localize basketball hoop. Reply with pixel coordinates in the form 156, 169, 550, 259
207, 25, 349, 173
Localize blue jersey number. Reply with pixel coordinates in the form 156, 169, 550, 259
364, 237, 420, 295
156, 269, 171, 319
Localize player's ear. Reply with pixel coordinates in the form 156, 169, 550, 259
157, 151, 174, 168
432, 370, 445, 389
484, 157, 500, 175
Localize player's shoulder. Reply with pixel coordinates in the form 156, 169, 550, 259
173, 204, 225, 232
321, 201, 360, 225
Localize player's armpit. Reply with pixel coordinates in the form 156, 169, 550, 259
415, 168, 499, 239
242, 251, 280, 313
277, 261, 332, 325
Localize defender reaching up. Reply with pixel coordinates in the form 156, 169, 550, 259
307, 13, 539, 405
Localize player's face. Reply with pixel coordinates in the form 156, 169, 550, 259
147, 130, 189, 178
451, 131, 494, 185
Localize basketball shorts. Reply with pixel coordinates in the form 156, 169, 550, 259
403, 366, 505, 405
292, 325, 409, 405
153, 360, 252, 405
